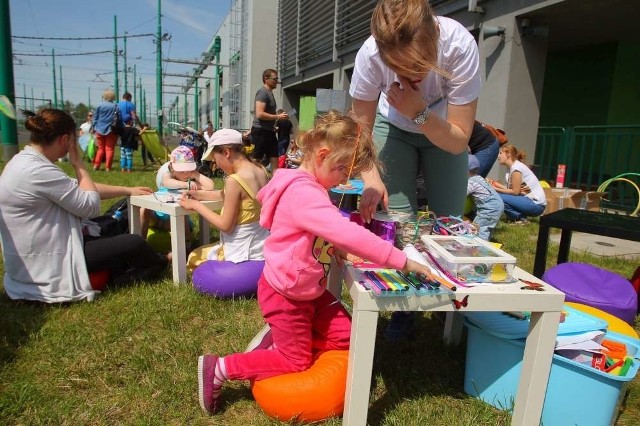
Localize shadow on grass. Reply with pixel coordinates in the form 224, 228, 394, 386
0, 292, 50, 370
366, 313, 469, 425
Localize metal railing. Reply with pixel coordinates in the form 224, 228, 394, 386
534, 125, 640, 214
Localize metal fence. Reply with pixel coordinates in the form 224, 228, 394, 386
534, 126, 640, 214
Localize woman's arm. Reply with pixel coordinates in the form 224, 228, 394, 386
95, 183, 153, 199
494, 171, 523, 195
351, 98, 389, 222
386, 77, 476, 154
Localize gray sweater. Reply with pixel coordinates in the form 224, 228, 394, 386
0, 146, 101, 302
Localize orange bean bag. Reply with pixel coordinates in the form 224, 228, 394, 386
252, 350, 349, 423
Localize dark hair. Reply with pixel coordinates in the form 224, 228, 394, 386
262, 68, 277, 83
123, 92, 132, 100
22, 108, 76, 146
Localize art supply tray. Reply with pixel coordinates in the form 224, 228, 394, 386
421, 235, 517, 283
353, 268, 453, 298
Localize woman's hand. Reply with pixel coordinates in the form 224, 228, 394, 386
359, 168, 388, 223
67, 138, 84, 168
386, 77, 427, 120
128, 187, 153, 196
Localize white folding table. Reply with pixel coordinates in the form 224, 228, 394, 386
328, 265, 565, 426
128, 195, 223, 283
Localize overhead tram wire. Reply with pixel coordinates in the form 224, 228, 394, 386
13, 50, 113, 57
12, 33, 155, 41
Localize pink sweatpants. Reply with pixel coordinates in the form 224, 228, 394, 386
224, 274, 351, 381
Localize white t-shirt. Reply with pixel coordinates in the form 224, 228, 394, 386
507, 160, 546, 205
350, 16, 481, 133
80, 121, 92, 134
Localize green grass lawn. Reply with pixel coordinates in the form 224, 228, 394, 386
0, 157, 638, 425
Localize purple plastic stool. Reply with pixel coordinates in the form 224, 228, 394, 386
542, 262, 637, 324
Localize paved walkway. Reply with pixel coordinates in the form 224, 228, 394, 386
550, 232, 640, 259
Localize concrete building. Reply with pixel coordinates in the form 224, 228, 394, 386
275, 0, 638, 179
180, 0, 279, 131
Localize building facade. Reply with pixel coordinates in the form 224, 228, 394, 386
181, 0, 279, 131
274, 0, 638, 178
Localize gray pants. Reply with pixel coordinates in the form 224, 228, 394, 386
373, 113, 468, 216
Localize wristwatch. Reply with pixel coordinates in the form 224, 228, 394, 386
412, 105, 430, 126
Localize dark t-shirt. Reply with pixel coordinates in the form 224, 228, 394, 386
120, 126, 140, 150
252, 86, 277, 130
276, 119, 293, 141
468, 121, 497, 153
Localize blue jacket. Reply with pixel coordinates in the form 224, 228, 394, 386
93, 101, 117, 135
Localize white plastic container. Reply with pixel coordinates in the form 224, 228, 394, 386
421, 235, 517, 283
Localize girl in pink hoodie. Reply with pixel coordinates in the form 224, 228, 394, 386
197, 110, 433, 415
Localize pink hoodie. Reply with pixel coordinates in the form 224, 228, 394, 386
257, 169, 407, 301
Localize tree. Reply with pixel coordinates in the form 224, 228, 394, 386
72, 103, 91, 123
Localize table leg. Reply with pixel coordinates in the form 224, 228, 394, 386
199, 216, 211, 245
557, 229, 572, 265
533, 221, 551, 278
170, 215, 188, 284
128, 202, 142, 236
343, 309, 378, 426
511, 310, 561, 426
443, 312, 464, 345
326, 257, 343, 298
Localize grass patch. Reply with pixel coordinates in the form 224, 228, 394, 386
0, 159, 638, 425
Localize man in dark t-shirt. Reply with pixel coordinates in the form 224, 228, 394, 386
275, 109, 293, 156
251, 68, 288, 170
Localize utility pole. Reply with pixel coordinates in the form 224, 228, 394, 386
123, 32, 128, 93
133, 64, 137, 106
194, 78, 199, 130
156, 0, 163, 136
59, 65, 64, 111
139, 77, 143, 121
0, 0, 18, 159
31, 87, 34, 110
52, 49, 58, 108
113, 15, 119, 100
213, 36, 221, 130
88, 87, 91, 109
22, 83, 26, 112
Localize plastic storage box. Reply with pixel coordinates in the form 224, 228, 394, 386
463, 310, 640, 426
421, 235, 516, 283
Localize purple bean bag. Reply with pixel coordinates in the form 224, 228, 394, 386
542, 262, 637, 324
192, 260, 264, 299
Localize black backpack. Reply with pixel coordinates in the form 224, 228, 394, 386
91, 197, 129, 237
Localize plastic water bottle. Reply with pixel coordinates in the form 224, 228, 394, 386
112, 210, 123, 221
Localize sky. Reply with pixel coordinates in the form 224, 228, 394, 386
9, 0, 232, 116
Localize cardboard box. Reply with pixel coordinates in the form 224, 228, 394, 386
543, 188, 606, 214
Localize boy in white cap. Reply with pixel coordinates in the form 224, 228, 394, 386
467, 154, 504, 240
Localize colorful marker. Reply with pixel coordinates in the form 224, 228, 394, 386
380, 271, 408, 291
364, 271, 391, 292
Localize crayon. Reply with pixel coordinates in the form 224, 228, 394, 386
373, 271, 402, 291
619, 357, 634, 376
380, 270, 409, 291
396, 271, 424, 290
418, 271, 457, 292
359, 279, 381, 295
364, 271, 391, 292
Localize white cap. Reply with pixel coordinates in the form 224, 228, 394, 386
202, 128, 243, 161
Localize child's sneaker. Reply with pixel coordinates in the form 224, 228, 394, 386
244, 324, 273, 352
198, 355, 221, 415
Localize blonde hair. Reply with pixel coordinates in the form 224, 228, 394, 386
297, 110, 379, 177
102, 89, 116, 102
501, 144, 527, 162
371, 0, 446, 81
